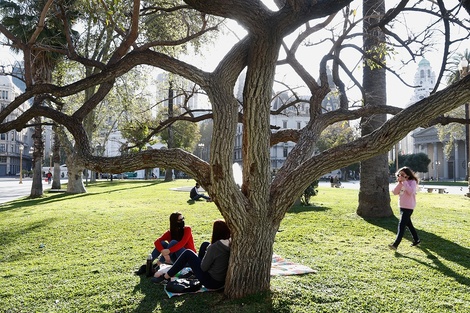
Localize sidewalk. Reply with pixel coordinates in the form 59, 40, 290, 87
0, 177, 54, 204
318, 180, 467, 195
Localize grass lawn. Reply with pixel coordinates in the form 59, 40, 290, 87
0, 180, 469, 313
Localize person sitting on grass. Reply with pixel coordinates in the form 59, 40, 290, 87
152, 219, 231, 290
189, 183, 211, 202
135, 212, 195, 276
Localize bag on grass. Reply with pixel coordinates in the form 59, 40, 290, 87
166, 278, 202, 293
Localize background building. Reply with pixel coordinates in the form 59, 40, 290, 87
0, 71, 34, 176
234, 67, 342, 173
392, 58, 467, 180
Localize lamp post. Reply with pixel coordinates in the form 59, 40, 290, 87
435, 161, 440, 181
49, 152, 53, 170
459, 58, 470, 197
198, 143, 205, 160
19, 145, 24, 184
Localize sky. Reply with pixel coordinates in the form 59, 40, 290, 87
188, 1, 461, 110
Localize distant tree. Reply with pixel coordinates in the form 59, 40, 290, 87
159, 107, 200, 152
390, 153, 431, 174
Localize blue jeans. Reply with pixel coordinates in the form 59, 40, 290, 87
151, 240, 185, 264
167, 242, 224, 289
393, 208, 419, 247
191, 194, 210, 200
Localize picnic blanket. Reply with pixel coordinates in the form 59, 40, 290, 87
164, 254, 316, 298
270, 254, 317, 276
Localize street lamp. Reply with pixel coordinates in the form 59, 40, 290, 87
459, 58, 470, 197
19, 145, 24, 184
435, 161, 440, 181
49, 152, 53, 170
198, 143, 205, 160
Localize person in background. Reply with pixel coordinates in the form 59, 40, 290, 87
46, 171, 52, 184
388, 166, 421, 250
135, 212, 196, 275
152, 219, 231, 290
190, 183, 211, 202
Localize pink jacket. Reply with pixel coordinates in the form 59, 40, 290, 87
392, 180, 417, 209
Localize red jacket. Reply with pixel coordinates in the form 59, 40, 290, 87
154, 226, 196, 253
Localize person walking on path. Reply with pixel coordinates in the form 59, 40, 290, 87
388, 166, 421, 250
46, 171, 52, 184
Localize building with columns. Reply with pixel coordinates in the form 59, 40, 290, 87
394, 58, 467, 181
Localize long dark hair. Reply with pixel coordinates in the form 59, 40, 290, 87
396, 166, 418, 183
169, 212, 184, 241
211, 219, 231, 244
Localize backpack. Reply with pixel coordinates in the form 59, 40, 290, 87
165, 278, 202, 293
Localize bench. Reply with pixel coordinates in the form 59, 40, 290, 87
426, 188, 447, 194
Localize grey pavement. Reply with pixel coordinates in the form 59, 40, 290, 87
318, 180, 468, 195
0, 177, 55, 204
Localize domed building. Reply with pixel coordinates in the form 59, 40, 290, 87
395, 58, 467, 181
0, 72, 33, 177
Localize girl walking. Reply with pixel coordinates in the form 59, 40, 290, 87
389, 166, 421, 250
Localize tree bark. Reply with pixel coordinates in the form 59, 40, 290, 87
357, 0, 393, 218
66, 153, 87, 194
30, 116, 44, 198
52, 129, 61, 189
225, 222, 277, 298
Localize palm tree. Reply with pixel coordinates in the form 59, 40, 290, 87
442, 50, 470, 182
0, 0, 76, 197
357, 0, 393, 218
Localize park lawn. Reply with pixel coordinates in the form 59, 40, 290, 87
0, 180, 469, 313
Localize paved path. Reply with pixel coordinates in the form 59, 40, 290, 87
318, 180, 468, 195
0, 177, 55, 204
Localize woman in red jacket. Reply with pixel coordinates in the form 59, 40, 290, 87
152, 212, 196, 265
136, 212, 195, 275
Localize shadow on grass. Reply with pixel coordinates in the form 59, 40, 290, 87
0, 180, 165, 213
131, 274, 246, 313
131, 275, 170, 312
0, 218, 56, 258
289, 204, 331, 213
365, 216, 470, 287
399, 247, 470, 287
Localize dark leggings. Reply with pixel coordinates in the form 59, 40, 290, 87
393, 208, 419, 247
166, 242, 224, 289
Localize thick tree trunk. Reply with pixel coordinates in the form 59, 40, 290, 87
30, 118, 44, 198
224, 221, 277, 298
52, 129, 61, 189
219, 33, 281, 299
357, 154, 393, 217
357, 0, 392, 217
66, 155, 86, 194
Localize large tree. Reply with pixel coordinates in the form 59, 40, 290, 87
357, 0, 391, 217
0, 0, 76, 197
1, 0, 470, 299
